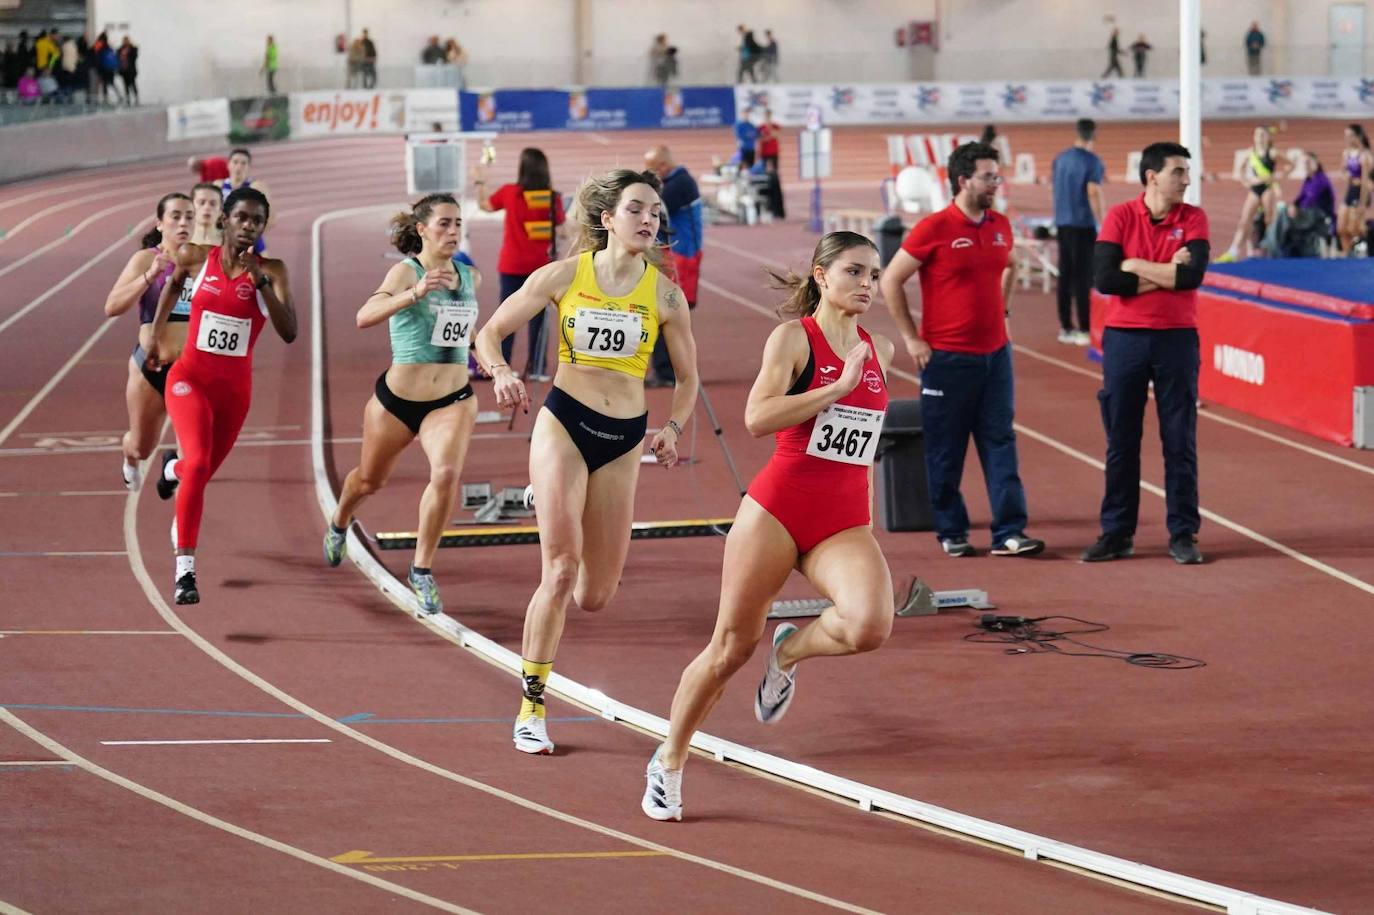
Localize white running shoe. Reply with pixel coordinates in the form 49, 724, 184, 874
1071, 330, 1092, 346
1056, 329, 1075, 344
522, 484, 535, 510
121, 459, 142, 491
754, 622, 799, 724
513, 715, 555, 754
641, 746, 683, 821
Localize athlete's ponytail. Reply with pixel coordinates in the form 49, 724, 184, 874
570, 168, 664, 266
141, 191, 192, 249
390, 193, 459, 256
770, 231, 878, 319
1350, 123, 1371, 151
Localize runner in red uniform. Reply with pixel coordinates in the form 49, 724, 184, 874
641, 231, 896, 822
145, 187, 297, 605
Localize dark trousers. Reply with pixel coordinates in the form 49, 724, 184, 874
1102, 57, 1123, 78
1098, 327, 1200, 538
920, 344, 1028, 544
1055, 225, 1096, 331
498, 272, 549, 375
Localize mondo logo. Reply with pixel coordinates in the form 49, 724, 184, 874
1213, 344, 1264, 386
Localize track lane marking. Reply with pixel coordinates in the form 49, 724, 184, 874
101, 739, 332, 746
0, 709, 479, 914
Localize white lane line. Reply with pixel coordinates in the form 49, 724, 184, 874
0, 199, 150, 281
101, 739, 332, 746
0, 319, 118, 447
0, 759, 72, 766
0, 630, 177, 635
0, 490, 129, 496
704, 238, 1374, 480
0, 227, 145, 337
0, 710, 477, 914
0, 551, 128, 557
309, 213, 1322, 914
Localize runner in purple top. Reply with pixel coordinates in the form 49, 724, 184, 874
1337, 124, 1373, 253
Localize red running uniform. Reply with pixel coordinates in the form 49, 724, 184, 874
747, 316, 889, 554
164, 248, 270, 549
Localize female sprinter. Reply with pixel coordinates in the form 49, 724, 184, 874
641, 232, 894, 822
1217, 126, 1288, 262
103, 192, 194, 489
324, 194, 482, 615
145, 187, 297, 605
473, 169, 700, 755
189, 181, 224, 247
1337, 124, 1374, 253
474, 147, 564, 381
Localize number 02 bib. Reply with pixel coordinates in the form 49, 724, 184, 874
429, 302, 479, 348
572, 308, 641, 358
196, 310, 251, 357
806, 403, 884, 465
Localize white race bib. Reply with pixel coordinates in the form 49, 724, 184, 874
429, 302, 478, 348
806, 403, 885, 465
195, 310, 251, 357
572, 307, 641, 358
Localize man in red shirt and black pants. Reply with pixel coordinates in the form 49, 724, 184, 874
1086, 141, 1208, 565
882, 142, 1044, 558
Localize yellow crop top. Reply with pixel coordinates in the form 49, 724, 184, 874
556, 251, 660, 378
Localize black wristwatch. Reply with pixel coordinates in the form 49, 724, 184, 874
254, 273, 271, 290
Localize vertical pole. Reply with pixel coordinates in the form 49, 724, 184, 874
1179, 0, 1202, 205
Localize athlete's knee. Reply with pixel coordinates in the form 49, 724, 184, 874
428, 464, 459, 494
541, 553, 580, 602
708, 627, 758, 676
176, 453, 211, 486
573, 577, 619, 613
352, 469, 387, 497
838, 614, 892, 654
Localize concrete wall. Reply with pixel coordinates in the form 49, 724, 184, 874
0, 107, 223, 183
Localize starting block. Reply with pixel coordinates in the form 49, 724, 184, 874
460, 482, 533, 524
767, 579, 994, 620
375, 517, 734, 550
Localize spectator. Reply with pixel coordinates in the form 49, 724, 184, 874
736, 24, 760, 83
1087, 142, 1209, 566
734, 107, 758, 169
0, 40, 14, 90
361, 28, 377, 88
346, 35, 365, 88
34, 29, 59, 73
1245, 22, 1265, 76
649, 33, 670, 86
92, 31, 121, 103
1102, 27, 1123, 78
59, 32, 79, 100
118, 35, 139, 105
644, 144, 704, 386
1262, 152, 1336, 258
445, 39, 467, 89
761, 29, 779, 82
17, 67, 40, 104
1051, 118, 1105, 345
1130, 33, 1152, 78
1200, 28, 1207, 66
421, 35, 445, 65
1293, 152, 1336, 224
881, 141, 1044, 559
37, 67, 59, 103
262, 35, 278, 94
75, 34, 91, 98
757, 107, 781, 172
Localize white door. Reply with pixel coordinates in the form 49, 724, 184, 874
1329, 4, 1366, 77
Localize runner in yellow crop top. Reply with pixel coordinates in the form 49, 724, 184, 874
474, 168, 700, 756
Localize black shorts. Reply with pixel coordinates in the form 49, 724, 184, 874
131, 342, 169, 397
1249, 183, 1270, 199
544, 386, 647, 474
1344, 184, 1363, 207
375, 371, 473, 436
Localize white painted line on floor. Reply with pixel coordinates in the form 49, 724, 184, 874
0, 320, 118, 447
0, 630, 177, 636
100, 738, 332, 746
0, 550, 128, 557
0, 759, 73, 766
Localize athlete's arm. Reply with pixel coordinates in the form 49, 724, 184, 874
879, 248, 930, 370
744, 322, 863, 437
474, 257, 575, 414
145, 244, 207, 368
647, 279, 700, 468
104, 248, 160, 317
355, 261, 453, 329
253, 255, 297, 343
474, 179, 497, 212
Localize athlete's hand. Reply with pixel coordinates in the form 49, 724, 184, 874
149, 247, 176, 277
836, 341, 872, 396
649, 426, 678, 468
491, 367, 529, 414
234, 247, 265, 285
143, 339, 164, 371
903, 335, 932, 372
415, 266, 456, 298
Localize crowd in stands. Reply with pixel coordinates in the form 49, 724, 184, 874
1, 28, 139, 106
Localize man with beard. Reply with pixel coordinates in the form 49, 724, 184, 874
880, 142, 1043, 559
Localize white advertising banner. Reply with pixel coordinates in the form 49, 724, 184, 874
739, 77, 1374, 127
290, 89, 459, 136
165, 98, 230, 142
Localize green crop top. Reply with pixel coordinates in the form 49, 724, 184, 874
388, 258, 478, 365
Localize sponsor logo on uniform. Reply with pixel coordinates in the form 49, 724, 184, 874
819, 365, 839, 384
576, 291, 600, 301
952, 238, 973, 249
171, 381, 192, 397
235, 283, 254, 300
1170, 227, 1184, 240
863, 369, 883, 393
993, 232, 1007, 247
921, 387, 944, 396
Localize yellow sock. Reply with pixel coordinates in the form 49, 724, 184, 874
519, 658, 553, 721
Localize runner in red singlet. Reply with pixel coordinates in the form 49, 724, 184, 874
641, 232, 896, 822
144, 187, 297, 605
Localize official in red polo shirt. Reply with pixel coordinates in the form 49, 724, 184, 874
881, 142, 1044, 559
1086, 141, 1209, 565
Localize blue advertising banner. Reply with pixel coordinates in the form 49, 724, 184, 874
460, 86, 734, 132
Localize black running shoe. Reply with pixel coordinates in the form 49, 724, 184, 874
1168, 533, 1203, 565
1081, 533, 1134, 563
174, 571, 199, 605
156, 451, 179, 501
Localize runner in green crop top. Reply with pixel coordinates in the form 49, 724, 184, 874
325, 194, 484, 616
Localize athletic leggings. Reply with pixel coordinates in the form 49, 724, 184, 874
164, 362, 252, 550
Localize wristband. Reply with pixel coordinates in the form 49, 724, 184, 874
665, 419, 682, 436
254, 273, 271, 290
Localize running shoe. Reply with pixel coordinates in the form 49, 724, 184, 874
1168, 533, 1204, 565
1081, 533, 1134, 563
513, 715, 555, 754
522, 484, 536, 510
155, 450, 179, 501
941, 537, 977, 558
1071, 330, 1092, 346
408, 565, 443, 615
641, 746, 683, 821
991, 533, 1046, 556
121, 459, 142, 491
323, 523, 347, 567
1056, 329, 1076, 345
174, 571, 199, 605
754, 622, 799, 724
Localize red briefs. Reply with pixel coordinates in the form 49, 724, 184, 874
747, 317, 889, 555
165, 248, 269, 550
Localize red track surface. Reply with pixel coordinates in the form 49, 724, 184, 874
3, 121, 1372, 913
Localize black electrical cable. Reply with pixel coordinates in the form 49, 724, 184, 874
963, 615, 1206, 670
